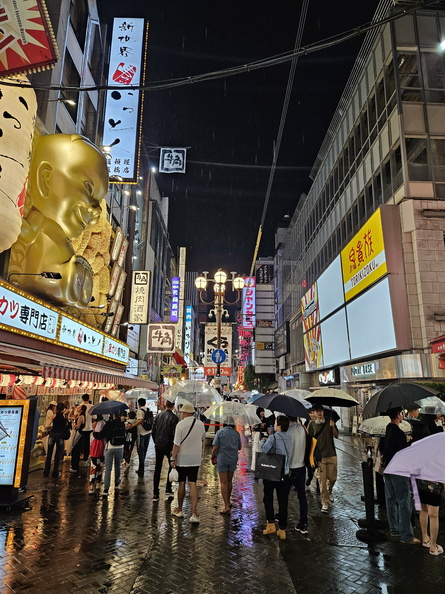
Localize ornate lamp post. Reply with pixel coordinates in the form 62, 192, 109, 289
195, 270, 244, 390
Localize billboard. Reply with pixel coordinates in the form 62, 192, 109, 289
102, 18, 145, 182
170, 277, 180, 322
204, 323, 232, 368
241, 277, 256, 329
128, 270, 150, 325
301, 283, 319, 332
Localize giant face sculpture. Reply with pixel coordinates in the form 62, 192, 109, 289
9, 134, 109, 308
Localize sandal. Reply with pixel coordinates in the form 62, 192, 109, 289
422, 539, 431, 548
430, 544, 444, 556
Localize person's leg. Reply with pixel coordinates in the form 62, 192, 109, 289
96, 457, 104, 486
262, 480, 276, 523
43, 434, 55, 476
71, 438, 82, 470
227, 470, 234, 504
419, 503, 430, 545
82, 431, 92, 462
137, 434, 148, 473
89, 457, 98, 493
325, 456, 338, 498
189, 481, 198, 516
165, 451, 173, 494
293, 466, 308, 525
52, 436, 63, 476
153, 448, 164, 497
428, 505, 440, 550
175, 481, 186, 512
316, 459, 329, 507
384, 474, 400, 535
103, 449, 113, 493
114, 447, 123, 487
393, 475, 415, 542
276, 477, 291, 529
219, 472, 230, 512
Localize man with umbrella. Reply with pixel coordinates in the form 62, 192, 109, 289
405, 403, 430, 442
307, 404, 338, 513
383, 407, 420, 544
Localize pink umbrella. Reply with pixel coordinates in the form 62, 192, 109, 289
384, 432, 445, 509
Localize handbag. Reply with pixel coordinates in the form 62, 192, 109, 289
254, 434, 287, 482
418, 479, 442, 497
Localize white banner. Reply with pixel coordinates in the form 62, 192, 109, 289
129, 270, 150, 324
147, 323, 176, 353
102, 17, 145, 182
159, 148, 187, 173
204, 323, 232, 368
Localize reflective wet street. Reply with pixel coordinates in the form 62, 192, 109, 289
1, 436, 444, 594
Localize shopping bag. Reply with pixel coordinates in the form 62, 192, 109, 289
254, 451, 285, 482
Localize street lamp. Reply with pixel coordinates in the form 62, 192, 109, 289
195, 269, 244, 391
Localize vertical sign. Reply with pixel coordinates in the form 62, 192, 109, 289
129, 270, 150, 324
175, 248, 186, 350
241, 277, 256, 329
184, 305, 193, 364
102, 18, 145, 182
204, 323, 232, 368
170, 276, 180, 322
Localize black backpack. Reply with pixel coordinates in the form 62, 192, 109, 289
141, 407, 153, 431
110, 420, 126, 446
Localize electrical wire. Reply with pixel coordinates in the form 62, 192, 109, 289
0, 0, 437, 93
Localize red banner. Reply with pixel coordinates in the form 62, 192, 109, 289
204, 367, 231, 377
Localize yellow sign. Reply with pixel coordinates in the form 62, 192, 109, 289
341, 209, 387, 301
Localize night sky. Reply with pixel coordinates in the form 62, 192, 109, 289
97, 1, 379, 274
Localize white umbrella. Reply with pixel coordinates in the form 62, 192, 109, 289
359, 416, 412, 436
125, 388, 157, 401
417, 395, 445, 415
306, 388, 359, 408
163, 380, 222, 407
204, 402, 262, 426
282, 388, 311, 400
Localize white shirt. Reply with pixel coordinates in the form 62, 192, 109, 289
287, 422, 306, 469
174, 416, 205, 467
83, 403, 93, 432
137, 407, 151, 436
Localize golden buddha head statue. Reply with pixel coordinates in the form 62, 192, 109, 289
29, 133, 108, 240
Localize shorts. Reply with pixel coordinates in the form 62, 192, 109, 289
217, 462, 237, 473
177, 465, 199, 483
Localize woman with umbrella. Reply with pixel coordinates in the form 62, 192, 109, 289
211, 415, 242, 514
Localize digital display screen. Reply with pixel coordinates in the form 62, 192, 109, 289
0, 405, 24, 486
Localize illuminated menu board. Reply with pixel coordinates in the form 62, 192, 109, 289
0, 400, 29, 487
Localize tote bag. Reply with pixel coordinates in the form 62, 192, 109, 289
254, 434, 286, 482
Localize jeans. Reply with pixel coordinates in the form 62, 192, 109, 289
384, 473, 414, 541
263, 476, 291, 529
153, 447, 172, 496
104, 447, 123, 491
137, 433, 151, 473
44, 432, 64, 476
290, 466, 308, 525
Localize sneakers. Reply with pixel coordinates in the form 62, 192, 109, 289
171, 509, 184, 518
152, 494, 160, 502
189, 514, 200, 524
165, 491, 174, 500
321, 504, 329, 513
295, 523, 308, 535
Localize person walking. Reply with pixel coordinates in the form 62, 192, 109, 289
261, 415, 292, 540
42, 401, 57, 455
211, 417, 242, 514
287, 416, 309, 535
43, 402, 68, 478
383, 406, 419, 544
418, 479, 443, 555
70, 405, 86, 473
151, 399, 179, 501
88, 415, 105, 494
129, 398, 153, 476
80, 393, 93, 466
307, 404, 338, 513
94, 412, 126, 499
170, 403, 205, 523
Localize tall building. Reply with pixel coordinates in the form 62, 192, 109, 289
276, 1, 445, 411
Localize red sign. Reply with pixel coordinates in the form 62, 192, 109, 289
432, 339, 445, 354
0, 1, 59, 79
204, 367, 231, 377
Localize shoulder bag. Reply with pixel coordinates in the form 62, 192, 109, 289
255, 434, 288, 482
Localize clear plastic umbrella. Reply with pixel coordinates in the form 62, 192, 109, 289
358, 416, 412, 436
282, 388, 311, 400
204, 401, 261, 426
417, 395, 445, 415
125, 388, 157, 401
163, 380, 222, 407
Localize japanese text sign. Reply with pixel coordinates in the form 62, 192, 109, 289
159, 148, 187, 173
0, 400, 29, 488
170, 276, 180, 322
204, 323, 232, 368
103, 336, 130, 364
340, 209, 386, 302
147, 323, 176, 353
0, 284, 58, 340
102, 17, 145, 182
241, 277, 256, 329
59, 316, 104, 355
129, 270, 150, 325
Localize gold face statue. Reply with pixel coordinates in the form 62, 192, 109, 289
9, 134, 109, 308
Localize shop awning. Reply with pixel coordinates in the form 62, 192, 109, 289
172, 351, 187, 367
0, 343, 158, 390
430, 334, 445, 354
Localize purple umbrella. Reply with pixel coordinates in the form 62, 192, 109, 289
384, 432, 445, 509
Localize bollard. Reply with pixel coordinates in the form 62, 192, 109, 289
356, 448, 386, 542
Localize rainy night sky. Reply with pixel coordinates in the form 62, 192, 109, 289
98, 1, 379, 274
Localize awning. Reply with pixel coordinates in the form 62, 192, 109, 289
0, 343, 158, 390
172, 351, 187, 367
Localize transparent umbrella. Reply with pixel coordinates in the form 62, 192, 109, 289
359, 416, 412, 436
204, 402, 262, 426
282, 388, 311, 400
163, 380, 222, 407
417, 395, 445, 415
125, 388, 157, 401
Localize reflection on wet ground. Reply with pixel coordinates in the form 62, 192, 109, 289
0, 435, 444, 593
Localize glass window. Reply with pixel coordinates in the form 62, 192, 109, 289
61, 50, 80, 121
422, 52, 445, 103
369, 93, 377, 131
382, 158, 392, 200
431, 139, 445, 182
398, 52, 421, 101
358, 192, 366, 225
376, 78, 386, 118
361, 109, 369, 143
405, 137, 431, 181
385, 59, 396, 103
365, 183, 374, 217
70, 0, 88, 50
374, 172, 383, 206
80, 94, 96, 142
391, 144, 403, 189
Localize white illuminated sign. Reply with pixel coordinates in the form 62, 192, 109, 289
184, 305, 192, 364
242, 277, 256, 329
0, 284, 58, 340
129, 270, 150, 324
102, 18, 145, 181
0, 405, 23, 485
103, 336, 130, 364
204, 323, 232, 368
59, 316, 104, 354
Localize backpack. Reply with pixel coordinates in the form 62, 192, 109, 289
110, 421, 126, 446
141, 407, 153, 432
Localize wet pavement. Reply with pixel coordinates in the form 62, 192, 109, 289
0, 434, 444, 594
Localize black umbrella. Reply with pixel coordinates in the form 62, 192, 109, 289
363, 383, 439, 419
253, 394, 309, 419
88, 400, 128, 416
322, 406, 340, 423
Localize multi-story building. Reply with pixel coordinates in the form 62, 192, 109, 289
276, 1, 445, 412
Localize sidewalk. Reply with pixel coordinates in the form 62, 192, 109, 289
0, 435, 444, 594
